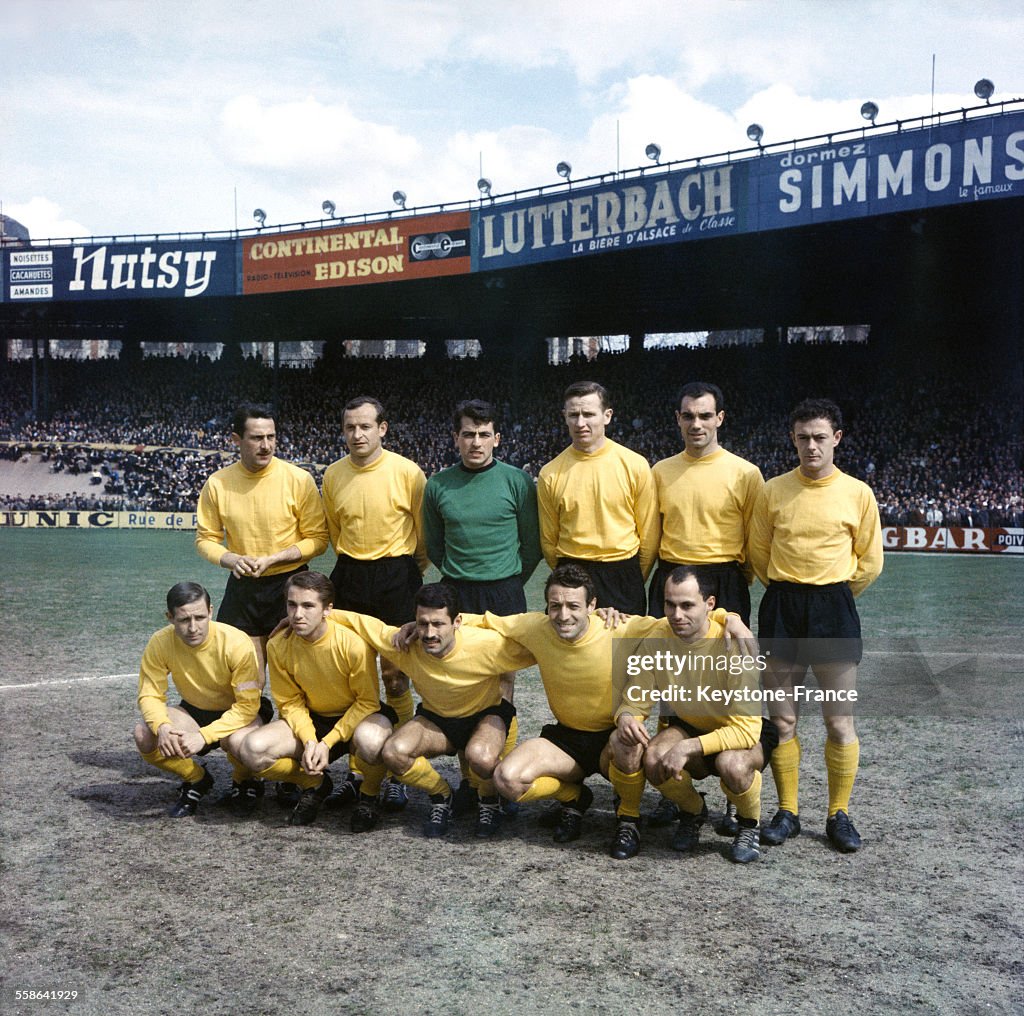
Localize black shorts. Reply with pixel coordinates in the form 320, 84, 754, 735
330, 555, 421, 626
557, 555, 646, 615
758, 581, 863, 664
179, 696, 274, 755
416, 699, 517, 753
217, 566, 306, 637
648, 559, 751, 627
308, 704, 399, 762
667, 716, 780, 774
441, 574, 527, 616
539, 722, 614, 778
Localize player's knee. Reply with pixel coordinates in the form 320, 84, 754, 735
716, 751, 753, 792
771, 715, 797, 741
465, 740, 498, 778
238, 728, 274, 771
133, 722, 154, 752
493, 758, 522, 798
381, 738, 410, 774
823, 714, 856, 743
352, 722, 387, 765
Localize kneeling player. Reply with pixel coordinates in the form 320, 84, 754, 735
332, 583, 531, 840
621, 567, 775, 863
483, 565, 655, 859
237, 572, 389, 832
133, 582, 272, 818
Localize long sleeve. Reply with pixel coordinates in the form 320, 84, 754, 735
195, 640, 261, 744
515, 473, 543, 581
423, 480, 446, 571
138, 634, 174, 734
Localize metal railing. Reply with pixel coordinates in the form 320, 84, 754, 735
3, 97, 1021, 249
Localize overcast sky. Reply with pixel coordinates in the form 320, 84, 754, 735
2, 1, 1021, 241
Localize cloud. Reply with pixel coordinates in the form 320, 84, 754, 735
220, 94, 421, 173
4, 197, 90, 242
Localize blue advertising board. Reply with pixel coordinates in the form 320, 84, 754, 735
472, 109, 1024, 270
2, 238, 238, 301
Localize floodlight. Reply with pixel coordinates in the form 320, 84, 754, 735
477, 178, 492, 198
746, 123, 764, 144
860, 101, 879, 125
393, 191, 407, 209
556, 161, 572, 180
252, 208, 266, 227
645, 143, 661, 164
974, 78, 995, 103
322, 199, 336, 217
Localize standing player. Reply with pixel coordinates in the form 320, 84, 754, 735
195, 404, 328, 677
320, 395, 427, 809
423, 398, 542, 813
748, 398, 883, 853
237, 572, 389, 832
538, 381, 658, 615
649, 382, 763, 622
133, 582, 273, 817
648, 381, 764, 832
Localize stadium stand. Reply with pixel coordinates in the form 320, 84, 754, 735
1, 342, 1021, 525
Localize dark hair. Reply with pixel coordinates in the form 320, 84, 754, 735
563, 380, 611, 411
166, 581, 211, 613
415, 582, 460, 620
231, 403, 275, 437
453, 399, 499, 433
678, 381, 724, 414
790, 398, 842, 432
665, 566, 714, 602
344, 396, 386, 424
285, 570, 335, 607
545, 563, 597, 605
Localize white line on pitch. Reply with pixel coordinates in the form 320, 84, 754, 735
0, 673, 134, 691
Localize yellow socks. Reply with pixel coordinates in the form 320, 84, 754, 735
224, 752, 251, 784
516, 776, 583, 805
722, 770, 762, 823
351, 754, 386, 798
255, 757, 321, 789
467, 768, 497, 800
141, 748, 205, 784
387, 688, 415, 727
501, 716, 519, 759
608, 762, 645, 820
655, 772, 704, 815
825, 738, 859, 817
398, 756, 450, 798
770, 736, 801, 814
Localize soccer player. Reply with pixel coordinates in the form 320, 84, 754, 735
133, 582, 272, 818
329, 583, 533, 839
320, 395, 427, 809
748, 398, 883, 853
195, 404, 328, 676
649, 382, 763, 623
237, 572, 389, 832
423, 398, 542, 812
537, 381, 658, 615
616, 567, 776, 863
647, 381, 764, 833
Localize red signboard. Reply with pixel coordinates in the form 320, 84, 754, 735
881, 527, 1024, 554
241, 211, 470, 294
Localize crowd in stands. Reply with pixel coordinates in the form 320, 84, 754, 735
1, 341, 1021, 528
